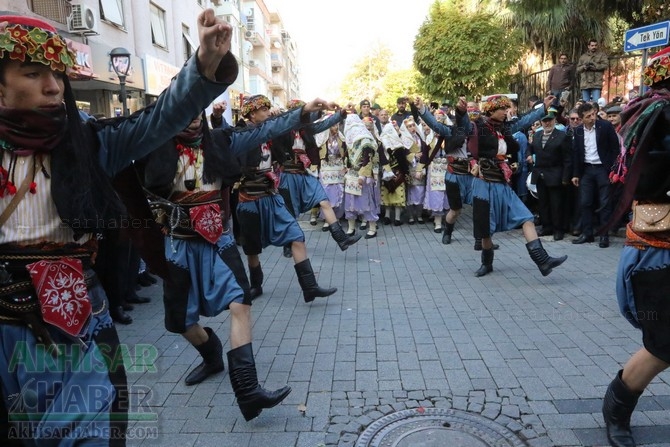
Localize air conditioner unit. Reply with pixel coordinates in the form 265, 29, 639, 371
68, 2, 98, 34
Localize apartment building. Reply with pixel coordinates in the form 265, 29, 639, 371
6, 0, 299, 121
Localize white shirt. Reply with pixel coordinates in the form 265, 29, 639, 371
0, 154, 79, 245
583, 125, 601, 164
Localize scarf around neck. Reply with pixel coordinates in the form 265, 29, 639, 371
176, 123, 204, 148
0, 105, 67, 155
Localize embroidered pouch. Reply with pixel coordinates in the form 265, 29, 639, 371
26, 258, 91, 338
189, 203, 224, 243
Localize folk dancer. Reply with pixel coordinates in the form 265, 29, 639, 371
141, 103, 330, 418
0, 11, 232, 443
235, 96, 338, 303
469, 95, 567, 277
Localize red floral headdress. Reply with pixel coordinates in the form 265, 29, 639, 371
287, 99, 306, 110
643, 46, 670, 87
482, 95, 511, 115
241, 94, 271, 117
0, 15, 75, 73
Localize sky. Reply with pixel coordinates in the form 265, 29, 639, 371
264, 0, 436, 100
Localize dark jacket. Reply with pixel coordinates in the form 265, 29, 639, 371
571, 119, 619, 178
527, 128, 573, 186
547, 63, 574, 92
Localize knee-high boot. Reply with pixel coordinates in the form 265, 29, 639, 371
474, 248, 494, 277
249, 264, 263, 300
329, 221, 362, 251
227, 343, 291, 421
185, 327, 225, 386
526, 238, 567, 276
442, 222, 454, 245
603, 370, 641, 447
294, 259, 337, 302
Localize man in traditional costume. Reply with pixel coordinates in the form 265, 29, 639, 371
0, 10, 233, 443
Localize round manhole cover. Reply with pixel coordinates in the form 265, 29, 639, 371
356, 408, 527, 447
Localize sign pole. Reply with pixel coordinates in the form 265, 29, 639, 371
640, 49, 648, 95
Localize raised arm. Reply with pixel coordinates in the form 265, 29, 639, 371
307, 109, 346, 134
508, 96, 552, 134
98, 9, 237, 176
228, 99, 338, 155
414, 97, 471, 138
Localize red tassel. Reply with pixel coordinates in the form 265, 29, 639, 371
6, 182, 16, 195
29, 182, 37, 194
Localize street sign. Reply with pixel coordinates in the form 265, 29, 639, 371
624, 21, 670, 52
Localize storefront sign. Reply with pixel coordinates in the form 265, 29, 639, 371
144, 55, 180, 96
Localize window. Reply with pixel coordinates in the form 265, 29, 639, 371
150, 4, 167, 49
99, 0, 124, 27
182, 26, 195, 62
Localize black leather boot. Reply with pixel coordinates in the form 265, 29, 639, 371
526, 238, 567, 276
185, 327, 225, 386
474, 238, 500, 250
474, 248, 494, 277
228, 343, 291, 421
294, 259, 337, 303
249, 264, 263, 300
329, 221, 362, 251
442, 222, 454, 245
603, 370, 640, 447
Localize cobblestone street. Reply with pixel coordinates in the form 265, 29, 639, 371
119, 210, 670, 447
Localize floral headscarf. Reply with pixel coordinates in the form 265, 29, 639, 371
0, 15, 75, 73
643, 46, 670, 87
482, 95, 511, 115
241, 94, 271, 117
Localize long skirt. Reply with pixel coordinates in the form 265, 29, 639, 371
424, 165, 449, 215
471, 178, 533, 238
407, 185, 425, 206
0, 279, 128, 446
616, 245, 670, 363
237, 194, 305, 256
381, 182, 405, 207
279, 172, 328, 218
163, 230, 250, 333
445, 172, 473, 210
344, 178, 379, 222
321, 183, 344, 220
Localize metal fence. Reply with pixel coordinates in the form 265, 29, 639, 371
513, 53, 644, 112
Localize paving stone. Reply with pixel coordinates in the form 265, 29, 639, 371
117, 210, 665, 447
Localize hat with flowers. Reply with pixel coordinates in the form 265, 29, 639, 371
482, 95, 512, 115
643, 46, 670, 86
241, 94, 271, 117
0, 15, 75, 73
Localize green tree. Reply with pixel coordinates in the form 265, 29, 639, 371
413, 0, 523, 98
338, 44, 393, 104
376, 69, 423, 112
499, 0, 669, 64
